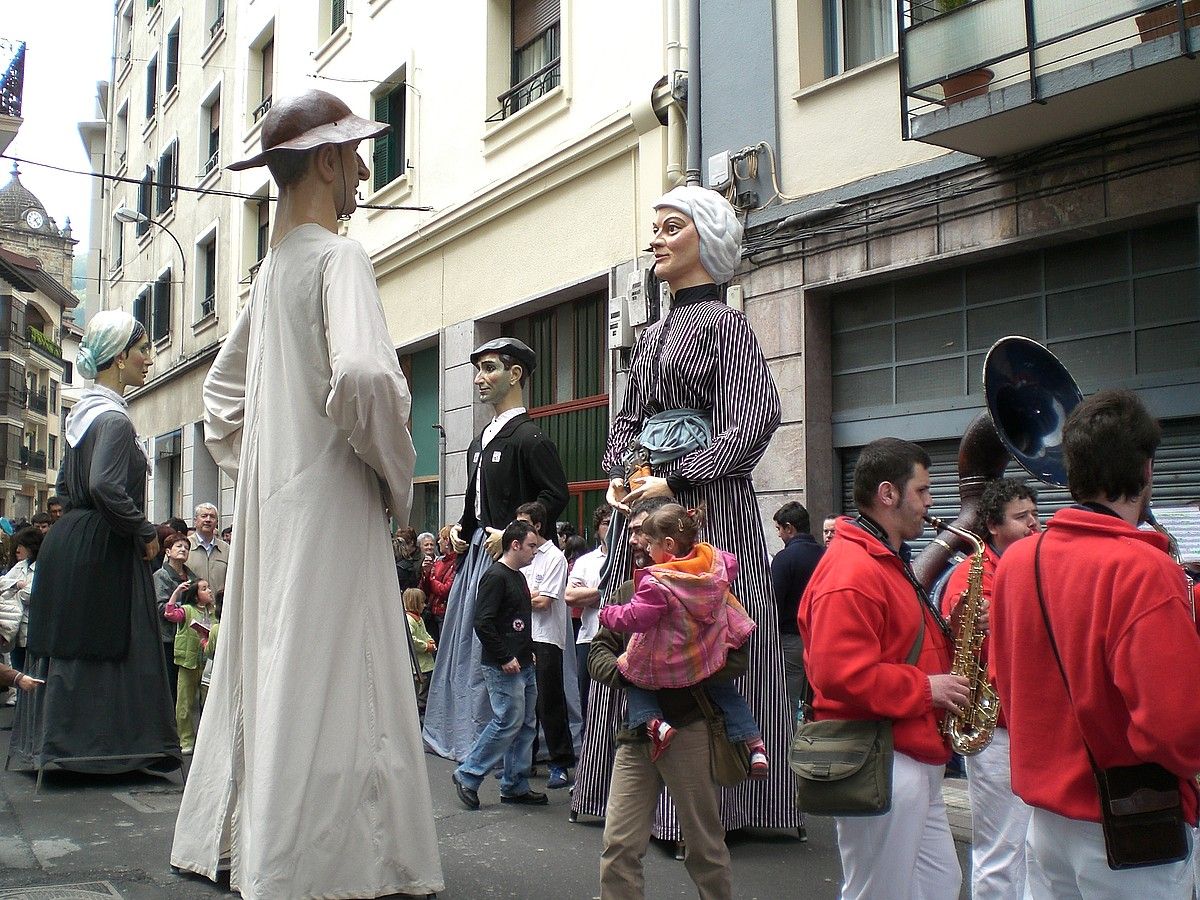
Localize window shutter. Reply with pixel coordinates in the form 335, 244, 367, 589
332, 0, 345, 31
152, 272, 171, 342
133, 292, 149, 334
373, 93, 391, 190
513, 0, 560, 49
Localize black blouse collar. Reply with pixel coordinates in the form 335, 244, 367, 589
671, 283, 721, 308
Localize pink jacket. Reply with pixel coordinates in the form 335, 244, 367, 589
599, 543, 757, 689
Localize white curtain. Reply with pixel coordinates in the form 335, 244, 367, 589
844, 0, 896, 70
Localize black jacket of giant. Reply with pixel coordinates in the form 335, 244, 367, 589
459, 412, 568, 540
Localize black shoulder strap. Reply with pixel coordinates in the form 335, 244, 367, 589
1033, 532, 1104, 780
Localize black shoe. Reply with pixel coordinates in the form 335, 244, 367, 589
500, 789, 548, 805
452, 773, 480, 810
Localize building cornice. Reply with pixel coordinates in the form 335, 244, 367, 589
371, 109, 640, 279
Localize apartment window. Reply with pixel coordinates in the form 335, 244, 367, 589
332, 0, 345, 33
372, 78, 405, 192
49, 381, 57, 414
48, 434, 56, 468
165, 22, 180, 94
203, 90, 221, 173
147, 0, 159, 8
257, 198, 270, 262
145, 54, 158, 120
207, 0, 225, 42
252, 34, 275, 123
507, 0, 560, 117
115, 103, 129, 170
200, 234, 217, 317
155, 140, 178, 214
118, 5, 134, 72
152, 269, 172, 342
827, 0, 896, 75
136, 167, 153, 237
110, 216, 124, 270
133, 287, 151, 335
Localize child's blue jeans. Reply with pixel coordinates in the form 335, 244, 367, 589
626, 679, 759, 743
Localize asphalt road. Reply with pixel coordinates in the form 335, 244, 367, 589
0, 706, 969, 898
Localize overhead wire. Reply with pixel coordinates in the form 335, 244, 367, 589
0, 152, 432, 211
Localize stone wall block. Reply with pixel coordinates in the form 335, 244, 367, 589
767, 355, 805, 425
753, 421, 806, 494
1016, 160, 1106, 235
745, 288, 803, 360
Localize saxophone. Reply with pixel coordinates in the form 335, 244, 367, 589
924, 514, 998, 756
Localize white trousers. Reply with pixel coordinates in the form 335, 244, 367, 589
1027, 806, 1194, 900
836, 752, 962, 900
966, 728, 1034, 900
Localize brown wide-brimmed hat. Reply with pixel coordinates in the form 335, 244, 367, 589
227, 89, 389, 172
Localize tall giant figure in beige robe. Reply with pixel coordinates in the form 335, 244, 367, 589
170, 92, 443, 899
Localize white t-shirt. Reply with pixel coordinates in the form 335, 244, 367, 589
523, 539, 570, 649
569, 547, 606, 644
474, 406, 526, 519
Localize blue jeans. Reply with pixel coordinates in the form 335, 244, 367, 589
626, 679, 760, 743
455, 663, 538, 796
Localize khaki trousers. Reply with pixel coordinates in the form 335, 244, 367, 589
600, 719, 732, 900
175, 664, 203, 751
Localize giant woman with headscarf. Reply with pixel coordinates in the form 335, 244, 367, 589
8, 310, 181, 775
570, 186, 800, 840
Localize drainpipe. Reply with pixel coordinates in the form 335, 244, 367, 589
665, 0, 685, 186
684, 0, 702, 186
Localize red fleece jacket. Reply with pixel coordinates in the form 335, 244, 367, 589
991, 506, 1200, 824
942, 543, 1008, 730
798, 518, 953, 765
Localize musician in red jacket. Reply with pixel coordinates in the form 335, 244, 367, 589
799, 437, 968, 900
991, 389, 1200, 898
940, 478, 1039, 900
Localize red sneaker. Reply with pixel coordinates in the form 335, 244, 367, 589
647, 718, 676, 762
749, 746, 769, 779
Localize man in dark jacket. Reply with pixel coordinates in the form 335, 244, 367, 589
424, 337, 570, 760
770, 500, 824, 720
590, 499, 746, 900
452, 519, 548, 810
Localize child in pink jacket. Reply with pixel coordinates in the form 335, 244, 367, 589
599, 503, 767, 776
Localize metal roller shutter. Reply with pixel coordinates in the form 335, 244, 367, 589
839, 418, 1200, 555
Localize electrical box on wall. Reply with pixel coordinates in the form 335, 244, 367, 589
608, 288, 633, 350
627, 270, 652, 327
707, 151, 732, 191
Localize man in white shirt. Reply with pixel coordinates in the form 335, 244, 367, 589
566, 504, 611, 722
516, 501, 575, 790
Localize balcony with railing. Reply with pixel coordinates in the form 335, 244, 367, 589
26, 325, 62, 363
487, 58, 562, 122
899, 0, 1200, 157
0, 39, 24, 120
27, 387, 47, 417
19, 445, 46, 474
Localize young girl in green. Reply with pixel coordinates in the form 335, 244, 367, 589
164, 578, 218, 754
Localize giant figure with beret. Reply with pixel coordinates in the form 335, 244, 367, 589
9, 311, 181, 776
422, 337, 572, 761
169, 91, 443, 898
571, 185, 801, 843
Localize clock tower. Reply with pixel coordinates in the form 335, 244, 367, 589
0, 162, 76, 292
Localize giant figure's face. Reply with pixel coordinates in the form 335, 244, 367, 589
650, 208, 704, 286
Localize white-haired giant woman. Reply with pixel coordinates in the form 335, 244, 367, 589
9, 310, 180, 774
571, 187, 799, 843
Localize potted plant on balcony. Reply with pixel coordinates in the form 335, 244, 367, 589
1135, 0, 1200, 42
935, 0, 995, 103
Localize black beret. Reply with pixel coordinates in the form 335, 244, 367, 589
470, 337, 537, 375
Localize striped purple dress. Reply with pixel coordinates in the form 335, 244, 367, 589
570, 283, 801, 837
